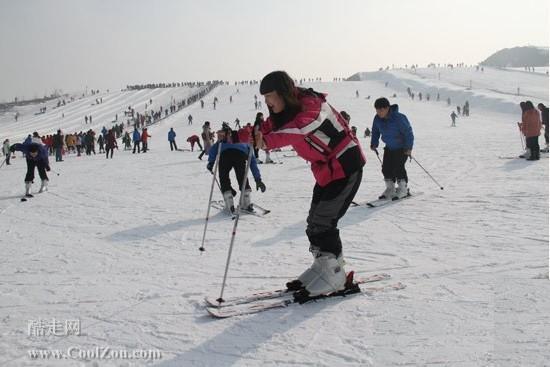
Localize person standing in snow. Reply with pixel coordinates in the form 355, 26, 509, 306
207, 128, 266, 213
518, 101, 541, 160
198, 121, 213, 160
537, 103, 549, 152
370, 97, 414, 200
168, 128, 178, 151
9, 140, 50, 196
255, 71, 365, 298
105, 129, 118, 159
52, 130, 64, 162
450, 111, 458, 127
2, 139, 11, 165
132, 127, 141, 154
141, 128, 151, 153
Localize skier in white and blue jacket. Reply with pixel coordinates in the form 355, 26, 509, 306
207, 128, 266, 213
10, 140, 51, 197
370, 97, 414, 200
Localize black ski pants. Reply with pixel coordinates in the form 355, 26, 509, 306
170, 141, 178, 151
382, 147, 408, 182
218, 149, 251, 193
25, 158, 48, 183
133, 141, 140, 153
526, 136, 540, 159
306, 169, 362, 257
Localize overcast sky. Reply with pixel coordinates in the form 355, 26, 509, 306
0, 0, 548, 101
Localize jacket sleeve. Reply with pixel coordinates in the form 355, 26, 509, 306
399, 114, 414, 149
370, 120, 380, 148
207, 142, 219, 164
249, 153, 261, 181
11, 143, 24, 153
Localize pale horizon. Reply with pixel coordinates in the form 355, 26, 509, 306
0, 0, 548, 102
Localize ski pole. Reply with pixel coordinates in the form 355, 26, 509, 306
373, 148, 383, 165
518, 126, 525, 151
0, 158, 6, 170
199, 142, 222, 252
411, 156, 444, 190
216, 145, 254, 304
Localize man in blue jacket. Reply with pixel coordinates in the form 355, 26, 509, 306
10, 141, 50, 197
207, 128, 266, 213
132, 127, 141, 154
370, 97, 414, 200
168, 128, 178, 151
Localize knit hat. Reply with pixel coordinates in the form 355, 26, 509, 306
260, 71, 295, 95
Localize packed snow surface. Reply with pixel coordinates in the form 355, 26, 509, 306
0, 66, 548, 366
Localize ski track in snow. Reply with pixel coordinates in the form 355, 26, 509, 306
0, 66, 548, 366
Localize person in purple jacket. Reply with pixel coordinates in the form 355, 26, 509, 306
10, 141, 51, 197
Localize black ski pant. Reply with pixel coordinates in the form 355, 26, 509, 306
382, 147, 408, 182
306, 169, 362, 257
133, 141, 140, 153
218, 149, 251, 193
526, 136, 540, 159
25, 158, 48, 183
544, 123, 549, 145
106, 147, 114, 159
170, 141, 178, 151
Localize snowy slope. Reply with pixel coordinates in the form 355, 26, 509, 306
0, 68, 548, 366
0, 86, 201, 142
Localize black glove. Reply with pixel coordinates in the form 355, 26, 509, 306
231, 188, 237, 196
46, 166, 51, 172
256, 179, 266, 192
206, 162, 214, 173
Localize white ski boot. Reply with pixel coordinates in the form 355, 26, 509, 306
378, 179, 395, 199
393, 179, 409, 200
287, 247, 345, 291
519, 149, 531, 159
222, 191, 235, 214
304, 251, 347, 297
241, 189, 253, 211
39, 179, 48, 193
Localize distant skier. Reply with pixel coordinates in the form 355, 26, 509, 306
97, 134, 105, 153
255, 71, 365, 298
450, 111, 458, 127
206, 129, 266, 213
168, 128, 178, 151
457, 106, 461, 115
9, 140, 50, 197
188, 114, 193, 125
370, 97, 414, 200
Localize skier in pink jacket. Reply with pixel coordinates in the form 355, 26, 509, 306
256, 71, 365, 298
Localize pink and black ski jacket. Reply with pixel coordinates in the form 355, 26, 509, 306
261, 88, 365, 187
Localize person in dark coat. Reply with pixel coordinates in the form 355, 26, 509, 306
10, 141, 50, 196
105, 130, 118, 159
